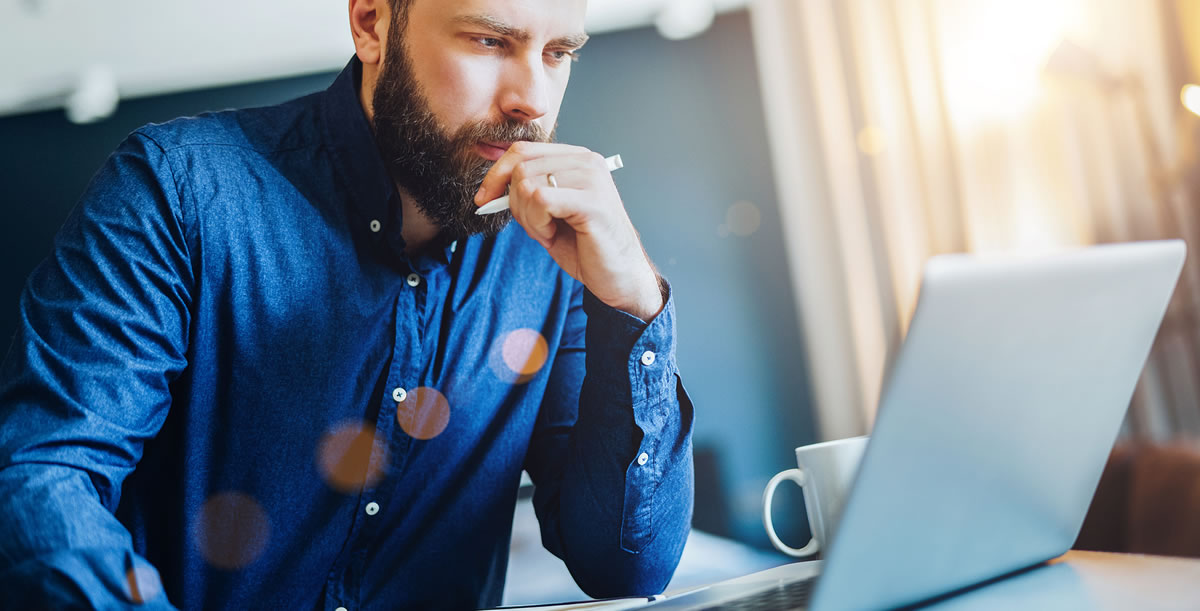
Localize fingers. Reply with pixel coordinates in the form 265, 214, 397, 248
475, 142, 591, 206
510, 171, 591, 244
508, 170, 578, 241
506, 154, 610, 237
511, 153, 606, 191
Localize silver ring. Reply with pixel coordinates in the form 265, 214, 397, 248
547, 173, 558, 188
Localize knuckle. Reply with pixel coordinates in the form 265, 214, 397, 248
511, 141, 532, 154
516, 178, 536, 199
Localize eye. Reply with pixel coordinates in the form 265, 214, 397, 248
475, 36, 505, 50
546, 49, 579, 65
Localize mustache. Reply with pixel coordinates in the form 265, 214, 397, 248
452, 119, 551, 150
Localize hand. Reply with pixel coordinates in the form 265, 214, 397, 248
475, 142, 664, 321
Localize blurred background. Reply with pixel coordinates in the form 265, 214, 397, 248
2, 0, 1200, 602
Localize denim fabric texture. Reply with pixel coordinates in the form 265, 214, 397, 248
0, 58, 694, 610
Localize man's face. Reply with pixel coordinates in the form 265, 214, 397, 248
371, 0, 589, 241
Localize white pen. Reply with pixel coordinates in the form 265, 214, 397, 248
475, 154, 624, 215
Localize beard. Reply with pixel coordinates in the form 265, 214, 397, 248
370, 22, 554, 242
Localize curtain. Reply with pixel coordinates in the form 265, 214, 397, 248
748, 0, 1200, 441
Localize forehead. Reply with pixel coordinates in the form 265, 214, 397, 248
410, 0, 589, 40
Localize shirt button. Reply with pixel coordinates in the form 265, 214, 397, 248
406, 273, 421, 287
336, 607, 348, 611
637, 452, 649, 466
365, 502, 380, 516
369, 219, 381, 233
392, 387, 407, 402
640, 350, 656, 366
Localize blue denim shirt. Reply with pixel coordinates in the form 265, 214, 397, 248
0, 58, 694, 610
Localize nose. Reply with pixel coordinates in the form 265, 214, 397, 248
498, 53, 551, 122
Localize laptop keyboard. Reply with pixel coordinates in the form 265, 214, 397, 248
695, 577, 815, 610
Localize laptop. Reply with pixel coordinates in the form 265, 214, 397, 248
643, 239, 1187, 610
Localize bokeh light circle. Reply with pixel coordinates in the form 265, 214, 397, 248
489, 328, 551, 384
397, 387, 451, 440
125, 566, 162, 604
191, 492, 270, 570
725, 201, 762, 237
317, 421, 387, 493
856, 125, 888, 156
502, 328, 549, 376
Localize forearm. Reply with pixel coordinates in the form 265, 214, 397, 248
0, 130, 189, 608
556, 379, 694, 597
0, 463, 176, 608
535, 287, 694, 598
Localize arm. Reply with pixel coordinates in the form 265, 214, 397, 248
0, 132, 190, 608
523, 279, 694, 598
476, 141, 695, 597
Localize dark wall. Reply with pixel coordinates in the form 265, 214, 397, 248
0, 10, 816, 548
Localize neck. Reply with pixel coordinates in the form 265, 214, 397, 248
359, 63, 442, 256
395, 189, 441, 255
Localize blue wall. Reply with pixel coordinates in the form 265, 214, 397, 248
0, 10, 816, 548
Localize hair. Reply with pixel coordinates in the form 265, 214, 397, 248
389, 0, 413, 28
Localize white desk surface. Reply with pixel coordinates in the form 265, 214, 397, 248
498, 550, 1200, 610
923, 550, 1200, 610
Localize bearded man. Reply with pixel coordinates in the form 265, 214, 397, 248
0, 0, 694, 608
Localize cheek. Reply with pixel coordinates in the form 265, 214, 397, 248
541, 79, 568, 134
417, 55, 498, 129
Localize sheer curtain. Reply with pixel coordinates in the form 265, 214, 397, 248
748, 0, 1200, 441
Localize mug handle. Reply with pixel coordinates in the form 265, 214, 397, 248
762, 468, 820, 557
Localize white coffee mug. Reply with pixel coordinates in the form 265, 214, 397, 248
762, 436, 869, 557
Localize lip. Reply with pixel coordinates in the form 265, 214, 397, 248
476, 141, 511, 161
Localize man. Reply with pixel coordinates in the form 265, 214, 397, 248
0, 0, 694, 607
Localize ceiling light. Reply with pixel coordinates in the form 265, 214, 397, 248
655, 0, 715, 41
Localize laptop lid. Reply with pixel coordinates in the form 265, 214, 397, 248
811, 240, 1186, 610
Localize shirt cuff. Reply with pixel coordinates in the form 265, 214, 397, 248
583, 281, 686, 553
582, 280, 678, 409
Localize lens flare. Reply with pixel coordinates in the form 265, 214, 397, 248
503, 328, 549, 375
125, 565, 162, 604
489, 328, 550, 384
856, 126, 888, 156
1182, 84, 1200, 118
397, 387, 451, 440
317, 421, 387, 493
191, 492, 270, 570
725, 201, 763, 237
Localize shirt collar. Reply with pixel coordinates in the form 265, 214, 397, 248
318, 56, 459, 268
319, 56, 397, 234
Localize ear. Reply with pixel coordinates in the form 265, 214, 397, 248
349, 0, 388, 66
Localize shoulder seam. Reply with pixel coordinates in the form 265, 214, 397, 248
130, 130, 319, 156
132, 131, 195, 283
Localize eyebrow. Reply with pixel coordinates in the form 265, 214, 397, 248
452, 14, 590, 49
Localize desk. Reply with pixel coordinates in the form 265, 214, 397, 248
701, 550, 1200, 609
508, 551, 1200, 610
921, 550, 1200, 610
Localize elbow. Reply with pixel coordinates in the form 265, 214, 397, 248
570, 540, 687, 599
568, 511, 693, 599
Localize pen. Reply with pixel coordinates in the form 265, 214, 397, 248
475, 154, 624, 215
